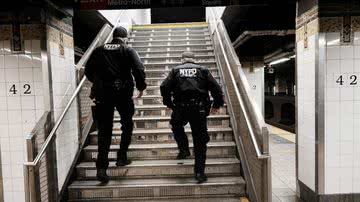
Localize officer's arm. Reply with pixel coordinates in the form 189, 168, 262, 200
207, 70, 224, 108
128, 48, 147, 91
160, 69, 175, 108
84, 48, 98, 83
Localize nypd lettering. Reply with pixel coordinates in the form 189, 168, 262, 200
179, 68, 197, 77
104, 44, 121, 50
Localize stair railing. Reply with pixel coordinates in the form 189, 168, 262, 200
207, 8, 272, 202
23, 15, 122, 202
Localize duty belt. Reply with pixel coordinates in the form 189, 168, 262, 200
176, 98, 207, 107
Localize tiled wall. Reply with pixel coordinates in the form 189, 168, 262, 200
0, 33, 45, 201
323, 24, 360, 194
242, 66, 264, 115
46, 20, 79, 190
296, 33, 317, 191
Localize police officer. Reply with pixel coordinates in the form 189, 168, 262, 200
85, 26, 147, 183
160, 51, 224, 183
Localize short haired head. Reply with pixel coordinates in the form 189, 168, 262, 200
113, 26, 128, 38
181, 51, 196, 64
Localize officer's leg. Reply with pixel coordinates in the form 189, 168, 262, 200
170, 107, 190, 158
95, 102, 114, 182
189, 107, 210, 183
115, 97, 135, 166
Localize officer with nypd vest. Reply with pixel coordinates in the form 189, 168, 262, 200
85, 26, 147, 183
160, 51, 224, 183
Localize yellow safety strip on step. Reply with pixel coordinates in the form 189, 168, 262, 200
132, 22, 208, 30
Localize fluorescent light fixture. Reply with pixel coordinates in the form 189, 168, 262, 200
269, 57, 290, 66
327, 39, 340, 46
289, 55, 296, 59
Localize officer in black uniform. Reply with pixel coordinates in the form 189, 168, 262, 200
160, 51, 224, 183
85, 26, 147, 183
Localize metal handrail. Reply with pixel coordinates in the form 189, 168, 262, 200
209, 9, 269, 159
24, 15, 122, 168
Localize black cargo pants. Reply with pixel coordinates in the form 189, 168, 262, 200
94, 93, 135, 170
170, 104, 210, 174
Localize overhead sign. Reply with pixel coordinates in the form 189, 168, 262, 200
76, 0, 266, 10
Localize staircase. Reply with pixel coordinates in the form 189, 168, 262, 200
67, 22, 246, 201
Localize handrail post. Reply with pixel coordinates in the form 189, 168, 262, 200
24, 135, 37, 202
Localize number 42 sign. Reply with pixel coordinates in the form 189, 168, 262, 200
8, 84, 32, 95
336, 74, 358, 86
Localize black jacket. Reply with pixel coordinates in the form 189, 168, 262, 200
85, 39, 146, 100
160, 62, 224, 109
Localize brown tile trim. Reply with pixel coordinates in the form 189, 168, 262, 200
319, 17, 342, 33
0, 25, 12, 40
352, 16, 360, 32
296, 6, 319, 29
47, 25, 74, 49
296, 18, 319, 43
21, 24, 45, 40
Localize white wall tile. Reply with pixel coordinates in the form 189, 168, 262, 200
6, 83, 20, 97
33, 67, 42, 82
35, 96, 44, 109
339, 167, 353, 193
18, 54, 32, 68
2, 164, 12, 178
0, 40, 3, 54
7, 110, 22, 124
0, 82, 6, 97
0, 68, 4, 81
340, 46, 354, 59
21, 110, 35, 124
340, 59, 354, 73
0, 139, 10, 153
340, 87, 354, 101
0, 110, 8, 124
0, 55, 4, 68
326, 60, 340, 74
9, 137, 24, 152
7, 97, 21, 110
354, 46, 360, 59
355, 59, 360, 72
325, 167, 340, 194
8, 124, 23, 138
5, 69, 19, 82
20, 96, 35, 110
19, 68, 33, 82
327, 46, 340, 60
0, 124, 9, 138
10, 151, 24, 165
4, 55, 18, 68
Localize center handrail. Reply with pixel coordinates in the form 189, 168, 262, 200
24, 15, 121, 167
209, 9, 269, 159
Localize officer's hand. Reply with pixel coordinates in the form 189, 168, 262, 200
134, 91, 143, 99
210, 107, 219, 114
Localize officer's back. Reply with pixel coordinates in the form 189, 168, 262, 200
85, 27, 146, 101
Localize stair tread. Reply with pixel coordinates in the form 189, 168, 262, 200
90, 127, 233, 135
129, 114, 229, 120
77, 158, 239, 168
84, 141, 235, 150
68, 176, 244, 188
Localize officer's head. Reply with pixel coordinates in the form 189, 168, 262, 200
112, 26, 128, 43
181, 51, 196, 64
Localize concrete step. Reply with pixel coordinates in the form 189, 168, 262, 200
143, 61, 217, 70
76, 158, 240, 180
132, 95, 224, 106
144, 68, 219, 78
144, 75, 220, 86
131, 44, 213, 52
129, 38, 211, 45
137, 49, 214, 56
68, 176, 245, 201
131, 24, 208, 31
69, 196, 243, 202
140, 53, 215, 60
131, 28, 209, 34
130, 34, 211, 41
113, 114, 230, 130
83, 142, 237, 161
131, 104, 228, 117
88, 127, 233, 145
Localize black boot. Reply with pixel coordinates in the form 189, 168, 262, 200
96, 169, 109, 183
116, 152, 132, 166
177, 150, 190, 159
195, 173, 208, 184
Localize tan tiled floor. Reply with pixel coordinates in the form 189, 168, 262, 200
268, 125, 301, 202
